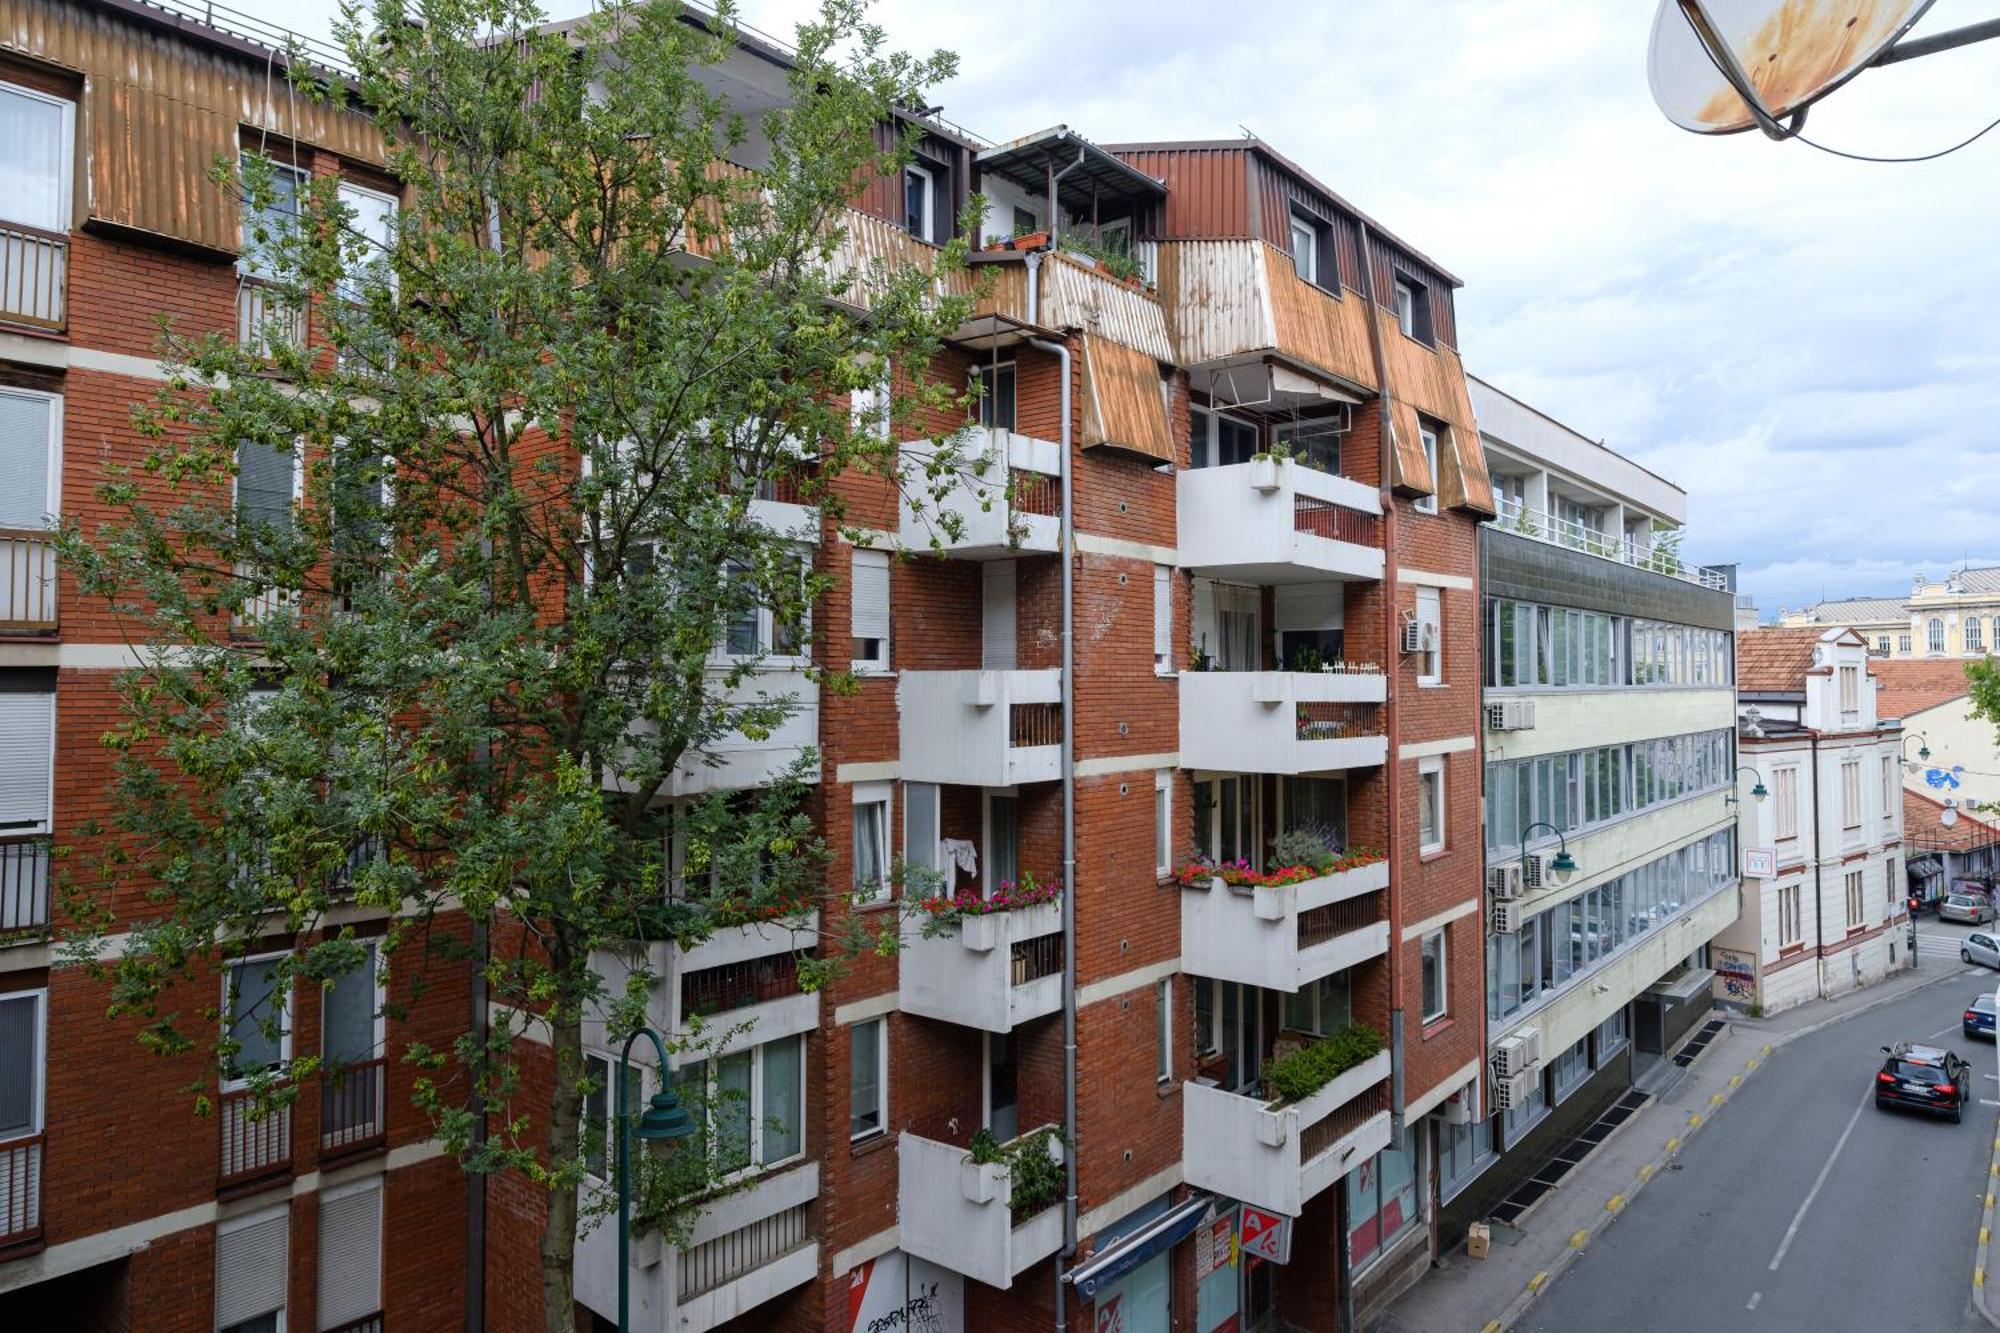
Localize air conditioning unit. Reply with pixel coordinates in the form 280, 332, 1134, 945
1486, 863, 1523, 900
1486, 699, 1537, 732
1522, 853, 1546, 891
1400, 616, 1424, 655
1513, 1026, 1544, 1068
1491, 1067, 1539, 1111
1490, 900, 1523, 935
1492, 1028, 1543, 1079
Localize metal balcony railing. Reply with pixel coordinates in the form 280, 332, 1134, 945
1294, 701, 1383, 741
0, 1134, 41, 1249
0, 223, 66, 330
1491, 498, 1729, 591
1009, 931, 1063, 986
237, 280, 306, 356
681, 951, 806, 1018
1294, 495, 1379, 545
1009, 701, 1062, 748
0, 530, 57, 632
678, 1200, 812, 1299
1296, 893, 1383, 951
0, 839, 50, 938
218, 1087, 292, 1189
321, 1056, 387, 1156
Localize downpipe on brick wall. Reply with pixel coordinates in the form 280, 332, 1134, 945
1028, 332, 1080, 1333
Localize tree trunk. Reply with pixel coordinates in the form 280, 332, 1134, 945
542, 1000, 585, 1333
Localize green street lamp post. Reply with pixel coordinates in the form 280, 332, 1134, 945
1518, 820, 1577, 884
617, 1025, 696, 1333
1725, 765, 1768, 806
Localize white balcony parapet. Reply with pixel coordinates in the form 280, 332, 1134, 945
1178, 459, 1383, 584
900, 429, 1062, 559
1178, 670, 1385, 775
1489, 498, 1728, 591
897, 1126, 1065, 1289
610, 669, 819, 799
1183, 1049, 1392, 1217
1180, 859, 1389, 992
585, 915, 821, 1058
898, 667, 1061, 788
899, 899, 1063, 1032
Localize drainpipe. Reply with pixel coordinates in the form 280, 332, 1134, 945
1030, 333, 1078, 1333
1811, 732, 1827, 999
1356, 218, 1401, 1333
1025, 249, 1042, 329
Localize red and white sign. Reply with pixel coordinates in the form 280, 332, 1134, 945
1094, 1293, 1124, 1333
1239, 1206, 1293, 1264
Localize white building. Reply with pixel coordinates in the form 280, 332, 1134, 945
1717, 627, 1908, 1014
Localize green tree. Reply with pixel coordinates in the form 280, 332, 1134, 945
58, 1, 976, 1326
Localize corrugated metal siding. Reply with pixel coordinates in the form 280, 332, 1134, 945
1264, 242, 1374, 389
1039, 251, 1172, 364
1152, 240, 1274, 369
1113, 147, 1249, 239
856, 123, 971, 237
1379, 307, 1491, 514
0, 0, 384, 253
1373, 245, 1458, 352
1079, 333, 1172, 462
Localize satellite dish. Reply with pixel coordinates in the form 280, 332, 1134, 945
1648, 0, 1938, 137
1943, 800, 1960, 828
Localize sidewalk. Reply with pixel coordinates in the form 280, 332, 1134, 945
1371, 962, 1953, 1332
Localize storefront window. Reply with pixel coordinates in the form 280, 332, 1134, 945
1346, 1127, 1420, 1270
1437, 1114, 1496, 1202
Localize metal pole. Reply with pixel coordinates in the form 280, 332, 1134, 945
617, 1026, 676, 1333
1873, 17, 2000, 66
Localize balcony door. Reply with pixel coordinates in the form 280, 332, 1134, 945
983, 791, 1019, 894
982, 561, 1017, 670
1192, 776, 1259, 869
985, 1031, 1018, 1141
1193, 580, 1261, 672
1217, 980, 1264, 1095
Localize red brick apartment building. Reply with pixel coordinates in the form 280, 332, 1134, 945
0, 3, 1494, 1331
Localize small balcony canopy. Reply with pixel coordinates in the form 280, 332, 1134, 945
977, 126, 1166, 224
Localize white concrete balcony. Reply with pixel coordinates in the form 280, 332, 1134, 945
899, 899, 1063, 1032
897, 668, 1061, 787
900, 429, 1063, 559
610, 670, 819, 799
1178, 460, 1383, 584
577, 1161, 819, 1333
897, 1126, 1065, 1289
586, 913, 821, 1054
1177, 670, 1386, 775
1183, 1049, 1393, 1217
1180, 859, 1389, 992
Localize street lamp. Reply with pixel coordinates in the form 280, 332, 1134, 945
1903, 732, 1933, 774
1519, 820, 1577, 885
1725, 765, 1769, 807
617, 1025, 696, 1333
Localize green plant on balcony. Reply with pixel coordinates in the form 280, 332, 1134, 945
1262, 1023, 1385, 1105
1287, 645, 1325, 675
1641, 525, 1686, 576
1057, 228, 1145, 285
1272, 826, 1336, 874
968, 1124, 1067, 1220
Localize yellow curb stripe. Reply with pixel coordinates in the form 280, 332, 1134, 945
1688, 1113, 1703, 1128
1482, 1324, 1502, 1333
1665, 1137, 1681, 1153
1746, 1058, 1758, 1070
1606, 1194, 1624, 1212
1988, 1193, 1996, 1208
1637, 1163, 1655, 1181
1982, 1227, 1991, 1246
1570, 1229, 1589, 1248
1528, 1271, 1549, 1293
1729, 1074, 1742, 1088
1977, 1267, 1986, 1289
1761, 1044, 1772, 1055
1710, 1092, 1726, 1105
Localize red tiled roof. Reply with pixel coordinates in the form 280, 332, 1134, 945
1904, 787, 2000, 846
1873, 659, 1974, 721
1735, 627, 1824, 693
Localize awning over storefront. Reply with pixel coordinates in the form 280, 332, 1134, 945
1067, 1194, 1212, 1300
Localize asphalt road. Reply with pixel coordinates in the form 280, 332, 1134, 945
1522, 966, 2000, 1333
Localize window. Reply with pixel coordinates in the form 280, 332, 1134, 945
1288, 210, 1331, 289
1484, 729, 1736, 850
1774, 767, 1800, 841
984, 792, 1019, 892
1154, 770, 1172, 877
850, 377, 890, 445
1886, 856, 1898, 907
1779, 882, 1803, 947
1929, 617, 1945, 654
903, 161, 938, 242
850, 548, 890, 670
1189, 408, 1260, 470
849, 1017, 887, 1140
1845, 869, 1865, 929
1415, 587, 1442, 683
0, 690, 54, 836
1414, 426, 1440, 515
1594, 1008, 1629, 1061
974, 361, 1016, 431
1550, 1036, 1589, 1101
720, 557, 805, 659
1153, 565, 1173, 674
1971, 618, 1985, 653
982, 560, 1016, 671
904, 780, 940, 883
1437, 1109, 1495, 1202
317, 1178, 383, 1332
1877, 635, 1890, 655
1420, 928, 1447, 1023
1899, 633, 1912, 654
0, 386, 60, 535
1499, 1073, 1548, 1146
1417, 758, 1444, 854
1155, 978, 1173, 1084
335, 180, 398, 301
215, 1205, 288, 1333
1346, 1127, 1420, 1270
1841, 761, 1861, 831
1393, 280, 1417, 337
321, 943, 383, 1144
1011, 205, 1038, 235
0, 78, 73, 237
238, 153, 306, 280
1282, 971, 1352, 1035
679, 1033, 806, 1176
0, 990, 43, 1149
236, 439, 300, 534
223, 954, 290, 1085
1839, 665, 1859, 713
851, 783, 890, 904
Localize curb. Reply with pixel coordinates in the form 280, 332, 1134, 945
1976, 1105, 2000, 1329
1481, 1035, 1772, 1333
1752, 963, 1957, 1052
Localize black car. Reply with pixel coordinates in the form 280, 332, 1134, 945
1875, 1043, 1970, 1122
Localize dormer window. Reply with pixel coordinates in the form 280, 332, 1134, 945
1393, 273, 1435, 345
1288, 208, 1333, 292
904, 161, 941, 243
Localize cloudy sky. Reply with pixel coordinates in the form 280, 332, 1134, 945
268, 0, 2000, 617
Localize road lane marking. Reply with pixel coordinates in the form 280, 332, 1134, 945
1747, 1291, 1763, 1311
1768, 1089, 1870, 1272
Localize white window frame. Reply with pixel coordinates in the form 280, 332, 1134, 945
0, 385, 62, 530
850, 547, 892, 674
717, 552, 810, 666
1844, 868, 1865, 928
972, 359, 1017, 432
321, 939, 386, 1068
1155, 977, 1173, 1085
1153, 564, 1173, 675
1773, 766, 1800, 842
236, 152, 309, 281
1839, 665, 1858, 713
1549, 1036, 1590, 1103
1841, 760, 1861, 832
232, 436, 304, 531
1899, 633, 1912, 654
1417, 757, 1445, 855
215, 1202, 289, 1333
335, 179, 400, 301
1778, 882, 1803, 948
1288, 212, 1317, 285
221, 950, 292, 1091
687, 1033, 808, 1181
0, 78, 75, 235
0, 690, 55, 837
1881, 755, 1894, 819
851, 781, 892, 905
1393, 279, 1417, 338
1414, 427, 1439, 515
848, 1015, 888, 1141
903, 161, 938, 243
0, 988, 46, 1144
1154, 770, 1172, 878
1415, 586, 1442, 685
1928, 617, 1945, 655
1420, 927, 1447, 1024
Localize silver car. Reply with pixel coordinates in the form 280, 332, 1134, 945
1941, 894, 1995, 926
1964, 931, 2000, 969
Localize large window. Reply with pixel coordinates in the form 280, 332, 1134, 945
1845, 869, 1865, 929
679, 1033, 806, 1176
1900, 633, 1913, 654
0, 78, 73, 235
236, 439, 299, 535
1437, 1111, 1495, 1202
0, 990, 43, 1151
1841, 761, 1861, 831
1415, 587, 1442, 683
336, 180, 398, 301
1550, 1036, 1589, 1102
1417, 760, 1444, 855
1420, 928, 1447, 1023
1282, 970, 1351, 1035
223, 955, 290, 1086
0, 387, 60, 536
1485, 729, 1734, 850
1346, 1128, 1420, 1270
1929, 618, 1946, 654
1487, 599, 1734, 691
1779, 882, 1803, 947
849, 1017, 887, 1141
1971, 618, 1986, 653
984, 792, 1019, 893
851, 784, 890, 905
1189, 408, 1260, 470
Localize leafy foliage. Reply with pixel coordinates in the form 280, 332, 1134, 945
1262, 1024, 1385, 1105
968, 1124, 1067, 1219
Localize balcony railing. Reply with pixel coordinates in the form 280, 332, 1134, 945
321, 1056, 388, 1156
1491, 498, 1729, 591
678, 1200, 812, 1300
681, 951, 806, 1019
0, 529, 57, 632
1009, 700, 1062, 749
1178, 459, 1385, 584
1180, 857, 1390, 992
0, 223, 66, 330
0, 1133, 42, 1250
1182, 1048, 1393, 1216
1178, 670, 1388, 776
0, 839, 50, 939
237, 280, 306, 356
322, 1316, 383, 1333
218, 1087, 292, 1190
1294, 495, 1379, 545
900, 898, 1064, 1032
